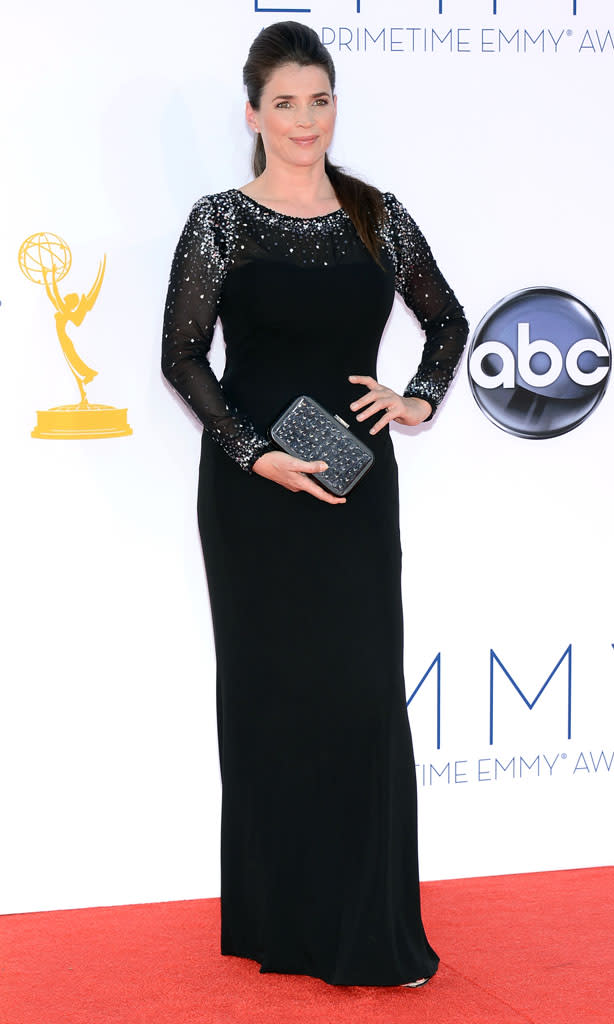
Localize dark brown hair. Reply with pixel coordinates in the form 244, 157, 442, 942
242, 21, 386, 263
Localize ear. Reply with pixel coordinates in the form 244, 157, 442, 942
246, 101, 260, 134
333, 94, 338, 114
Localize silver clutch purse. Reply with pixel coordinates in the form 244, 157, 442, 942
269, 395, 374, 497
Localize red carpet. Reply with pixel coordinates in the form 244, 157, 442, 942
1, 868, 612, 1024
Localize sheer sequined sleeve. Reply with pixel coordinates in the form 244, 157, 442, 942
383, 192, 469, 418
161, 197, 275, 472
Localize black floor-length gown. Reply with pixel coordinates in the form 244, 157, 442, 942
162, 188, 468, 986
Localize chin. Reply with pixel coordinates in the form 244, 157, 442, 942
284, 145, 326, 165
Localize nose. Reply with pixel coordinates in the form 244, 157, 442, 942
296, 105, 315, 127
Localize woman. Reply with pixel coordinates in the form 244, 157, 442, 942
162, 21, 468, 988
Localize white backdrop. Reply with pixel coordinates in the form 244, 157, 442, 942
1, 0, 612, 914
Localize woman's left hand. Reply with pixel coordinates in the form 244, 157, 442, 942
348, 375, 432, 434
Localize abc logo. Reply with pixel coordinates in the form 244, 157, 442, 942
468, 287, 610, 439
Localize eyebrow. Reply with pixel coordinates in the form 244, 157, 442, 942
271, 91, 331, 101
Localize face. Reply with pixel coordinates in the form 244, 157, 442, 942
246, 63, 337, 170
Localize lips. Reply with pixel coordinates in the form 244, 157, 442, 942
290, 135, 319, 145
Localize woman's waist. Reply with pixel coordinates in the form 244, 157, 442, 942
220, 367, 390, 450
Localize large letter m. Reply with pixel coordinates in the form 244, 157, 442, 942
489, 645, 572, 745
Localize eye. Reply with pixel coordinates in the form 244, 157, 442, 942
314, 98, 329, 106
275, 101, 292, 109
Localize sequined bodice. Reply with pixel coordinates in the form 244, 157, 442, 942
162, 188, 469, 472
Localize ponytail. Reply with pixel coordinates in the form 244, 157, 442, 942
253, 134, 266, 177
324, 155, 386, 266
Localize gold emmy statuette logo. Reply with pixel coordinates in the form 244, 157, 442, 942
19, 231, 132, 439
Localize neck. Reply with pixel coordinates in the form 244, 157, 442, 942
254, 158, 336, 202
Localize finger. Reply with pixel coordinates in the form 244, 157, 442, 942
368, 412, 394, 435
348, 374, 378, 387
355, 398, 393, 421
297, 474, 347, 504
290, 458, 329, 474
350, 385, 396, 412
349, 390, 385, 412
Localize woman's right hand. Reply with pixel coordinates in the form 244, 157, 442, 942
251, 451, 347, 504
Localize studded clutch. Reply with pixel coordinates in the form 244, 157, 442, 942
269, 395, 374, 497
